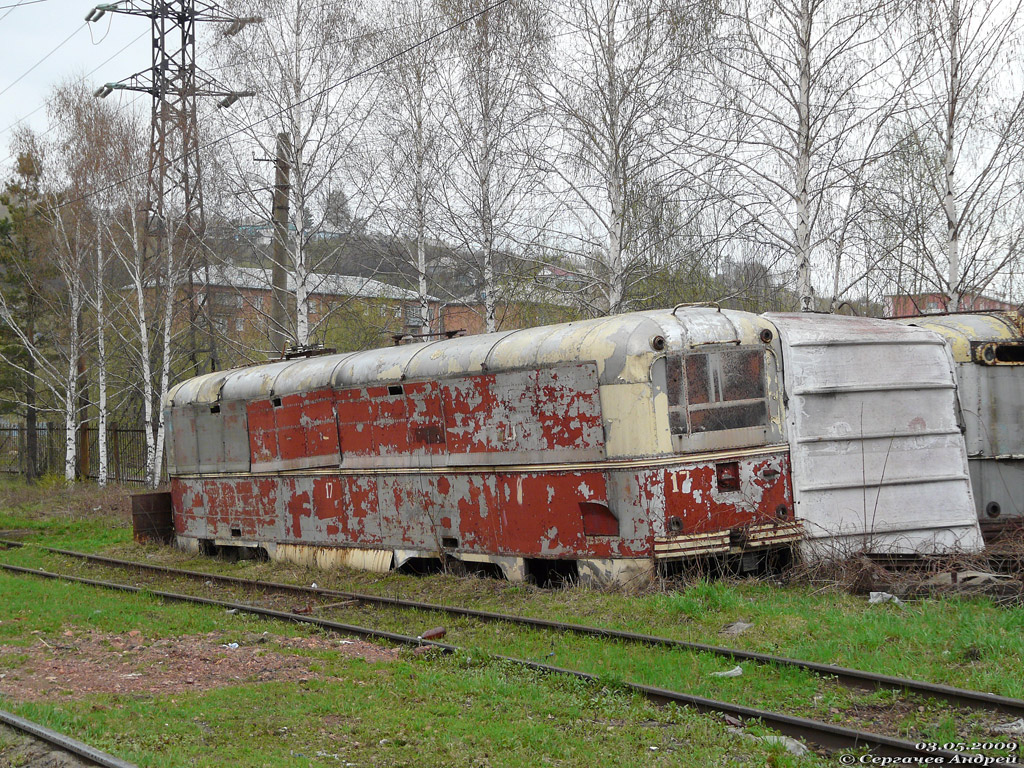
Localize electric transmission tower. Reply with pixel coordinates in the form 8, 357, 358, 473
88, 0, 256, 231
87, 0, 257, 373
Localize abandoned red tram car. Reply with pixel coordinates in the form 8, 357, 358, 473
165, 308, 984, 585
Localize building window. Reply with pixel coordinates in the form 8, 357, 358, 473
212, 292, 243, 309
404, 304, 424, 327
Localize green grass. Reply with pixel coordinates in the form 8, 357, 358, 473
0, 564, 815, 768
81, 545, 1024, 700
1, 479, 1021, 765
10, 664, 810, 768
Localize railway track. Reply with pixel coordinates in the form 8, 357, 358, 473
0, 708, 138, 768
5, 539, 1024, 720
0, 561, 968, 761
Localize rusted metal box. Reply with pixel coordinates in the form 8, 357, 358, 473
131, 491, 174, 544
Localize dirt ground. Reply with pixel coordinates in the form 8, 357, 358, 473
0, 628, 399, 702
0, 482, 133, 526
0, 722, 97, 768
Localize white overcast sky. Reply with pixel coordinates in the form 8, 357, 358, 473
0, 0, 154, 164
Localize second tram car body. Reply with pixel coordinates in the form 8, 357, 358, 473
899, 311, 1024, 531
165, 308, 983, 584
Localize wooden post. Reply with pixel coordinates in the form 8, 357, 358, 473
79, 424, 91, 481
110, 422, 122, 485
270, 131, 292, 354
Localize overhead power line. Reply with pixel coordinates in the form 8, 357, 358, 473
0, 0, 47, 20
0, 28, 148, 142
50, 0, 514, 216
0, 23, 86, 100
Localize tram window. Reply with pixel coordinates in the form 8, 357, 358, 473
690, 401, 766, 432
669, 349, 768, 435
685, 355, 710, 404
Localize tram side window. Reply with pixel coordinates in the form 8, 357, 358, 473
667, 349, 768, 434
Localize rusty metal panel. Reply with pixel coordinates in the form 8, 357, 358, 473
131, 491, 174, 544
767, 313, 983, 556
661, 452, 792, 536
194, 405, 224, 469
439, 364, 605, 464
405, 381, 447, 454
488, 471, 609, 557
274, 395, 306, 463
272, 389, 342, 470
373, 387, 411, 456
335, 387, 378, 457
247, 399, 280, 472
169, 406, 199, 475
441, 374, 499, 454
171, 477, 207, 539
220, 400, 250, 472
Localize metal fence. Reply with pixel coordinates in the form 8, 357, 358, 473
0, 424, 162, 486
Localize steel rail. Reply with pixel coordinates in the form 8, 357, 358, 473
0, 562, 964, 760
7, 539, 1024, 720
0, 708, 139, 768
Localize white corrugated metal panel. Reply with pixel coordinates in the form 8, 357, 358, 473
767, 313, 983, 556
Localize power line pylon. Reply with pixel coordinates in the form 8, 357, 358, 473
89, 0, 256, 231
88, 0, 257, 373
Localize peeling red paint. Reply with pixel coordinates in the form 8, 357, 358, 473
662, 453, 792, 534
172, 360, 794, 569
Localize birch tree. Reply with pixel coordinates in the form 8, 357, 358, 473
212, 0, 374, 348
872, 0, 1024, 307
49, 83, 134, 485
368, 0, 449, 334
704, 0, 905, 311
0, 124, 91, 482
434, 0, 545, 332
534, 0, 713, 316
102, 131, 182, 488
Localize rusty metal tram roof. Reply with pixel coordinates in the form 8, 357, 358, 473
166, 307, 772, 407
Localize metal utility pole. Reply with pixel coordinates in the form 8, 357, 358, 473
88, 0, 257, 373
269, 132, 292, 355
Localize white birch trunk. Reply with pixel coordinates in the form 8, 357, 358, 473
417, 224, 430, 334
63, 287, 81, 482
415, 99, 431, 336
295, 255, 309, 346
129, 217, 157, 486
63, 356, 77, 482
480, 98, 497, 333
944, 0, 962, 311
292, 136, 309, 346
607, 173, 625, 315
482, 236, 496, 333
795, 0, 814, 312
151, 226, 177, 489
95, 234, 108, 486
604, 0, 625, 316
